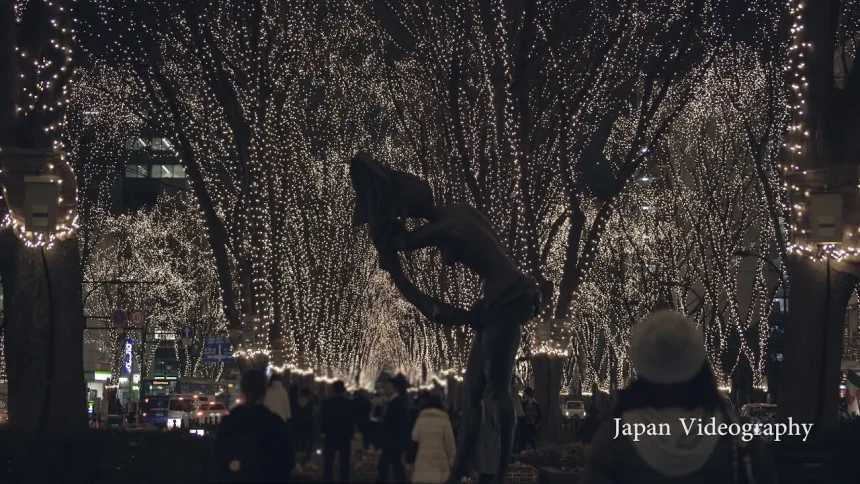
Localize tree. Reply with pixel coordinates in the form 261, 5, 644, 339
776, 0, 860, 434
0, 0, 87, 450
83, 192, 231, 381
77, 0, 383, 373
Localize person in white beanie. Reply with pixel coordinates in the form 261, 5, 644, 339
582, 310, 777, 484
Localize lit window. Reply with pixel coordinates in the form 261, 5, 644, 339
150, 165, 185, 179
125, 138, 149, 151
151, 138, 174, 151
125, 165, 147, 178
152, 165, 176, 178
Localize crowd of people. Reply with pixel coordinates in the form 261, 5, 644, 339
213, 369, 546, 483
214, 310, 779, 483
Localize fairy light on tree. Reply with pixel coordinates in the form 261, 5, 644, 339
363, 0, 719, 439
0, 0, 89, 441
77, 0, 387, 372
84, 192, 232, 380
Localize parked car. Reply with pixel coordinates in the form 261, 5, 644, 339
561, 400, 586, 420
194, 402, 229, 425
166, 395, 197, 429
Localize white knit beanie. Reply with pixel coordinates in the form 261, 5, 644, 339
630, 310, 706, 384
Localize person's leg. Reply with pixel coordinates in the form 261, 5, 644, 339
323, 439, 335, 482
526, 424, 537, 449
447, 337, 487, 484
305, 428, 314, 454
376, 449, 391, 483
391, 450, 407, 483
339, 440, 351, 482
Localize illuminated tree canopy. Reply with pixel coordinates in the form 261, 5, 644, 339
52, 0, 843, 399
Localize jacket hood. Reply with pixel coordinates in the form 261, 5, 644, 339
270, 380, 284, 389
418, 408, 448, 419
622, 406, 722, 477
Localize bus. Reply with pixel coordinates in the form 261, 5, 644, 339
140, 377, 222, 397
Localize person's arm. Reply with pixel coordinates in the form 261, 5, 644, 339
411, 417, 420, 443
390, 219, 451, 252
380, 251, 477, 328
320, 400, 330, 437
581, 421, 616, 484
443, 420, 456, 466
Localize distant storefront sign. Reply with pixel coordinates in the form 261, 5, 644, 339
93, 370, 110, 381
123, 339, 134, 374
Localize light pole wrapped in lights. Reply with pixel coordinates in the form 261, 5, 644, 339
0, 146, 78, 248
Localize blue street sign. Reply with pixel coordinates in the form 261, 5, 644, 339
202, 336, 234, 362
180, 327, 195, 340
111, 310, 128, 329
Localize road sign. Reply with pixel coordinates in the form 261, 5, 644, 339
180, 327, 194, 346
111, 310, 128, 329
202, 336, 234, 363
129, 310, 146, 327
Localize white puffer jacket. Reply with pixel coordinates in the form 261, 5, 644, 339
263, 381, 291, 422
411, 408, 456, 484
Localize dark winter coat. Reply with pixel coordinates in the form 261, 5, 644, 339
352, 393, 372, 429
215, 404, 294, 483
522, 398, 542, 426
380, 394, 409, 453
321, 394, 355, 444
582, 409, 778, 484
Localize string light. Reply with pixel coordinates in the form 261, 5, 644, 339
58, 0, 820, 393
84, 192, 229, 380
1, 0, 79, 248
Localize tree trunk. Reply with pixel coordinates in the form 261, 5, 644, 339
779, 255, 856, 437
0, 229, 87, 446
532, 354, 563, 443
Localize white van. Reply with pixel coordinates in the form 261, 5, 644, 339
166, 394, 216, 428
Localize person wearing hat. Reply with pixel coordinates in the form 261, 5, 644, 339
582, 310, 777, 484
215, 369, 294, 482
377, 374, 410, 482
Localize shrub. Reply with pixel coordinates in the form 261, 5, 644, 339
511, 443, 587, 471
0, 428, 216, 482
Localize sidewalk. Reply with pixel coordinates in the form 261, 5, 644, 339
295, 450, 538, 483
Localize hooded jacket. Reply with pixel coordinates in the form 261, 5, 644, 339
263, 381, 291, 422
582, 407, 778, 484
411, 408, 456, 484
215, 404, 294, 483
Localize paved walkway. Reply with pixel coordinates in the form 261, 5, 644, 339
295, 451, 539, 483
